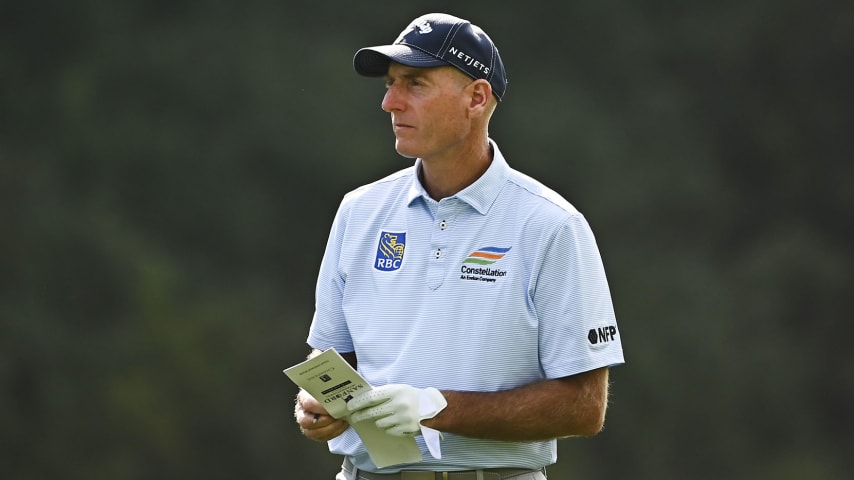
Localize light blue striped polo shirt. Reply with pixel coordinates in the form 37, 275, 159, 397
307, 140, 624, 472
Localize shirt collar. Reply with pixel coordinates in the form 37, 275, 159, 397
406, 139, 510, 215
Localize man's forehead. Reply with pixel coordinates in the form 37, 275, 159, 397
386, 62, 436, 76
385, 62, 463, 80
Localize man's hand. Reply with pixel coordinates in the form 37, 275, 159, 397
295, 389, 350, 442
347, 384, 447, 437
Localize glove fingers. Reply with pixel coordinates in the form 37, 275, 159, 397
347, 389, 391, 412
349, 404, 392, 425
346, 384, 440, 439
374, 415, 402, 430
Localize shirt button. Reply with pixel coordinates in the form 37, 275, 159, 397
434, 249, 442, 259
439, 220, 447, 230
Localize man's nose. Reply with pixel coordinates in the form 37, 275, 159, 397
381, 86, 404, 112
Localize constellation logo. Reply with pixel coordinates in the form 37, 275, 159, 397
463, 246, 511, 265
588, 326, 617, 345
460, 246, 511, 283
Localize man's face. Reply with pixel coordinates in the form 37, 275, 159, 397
381, 62, 473, 160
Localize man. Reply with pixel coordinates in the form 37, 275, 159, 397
294, 12, 624, 480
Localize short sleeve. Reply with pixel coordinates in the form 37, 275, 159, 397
535, 213, 624, 378
306, 200, 354, 353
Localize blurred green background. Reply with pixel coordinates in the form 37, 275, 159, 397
2, 0, 852, 479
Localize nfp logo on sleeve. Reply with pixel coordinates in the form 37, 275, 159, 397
588, 325, 618, 345
374, 231, 406, 271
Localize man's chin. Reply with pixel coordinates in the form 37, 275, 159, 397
394, 142, 418, 159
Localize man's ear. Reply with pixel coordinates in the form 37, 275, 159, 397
468, 79, 492, 113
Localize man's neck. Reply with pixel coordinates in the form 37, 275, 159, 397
418, 139, 493, 201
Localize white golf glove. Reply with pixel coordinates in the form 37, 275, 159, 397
347, 384, 447, 458
348, 384, 447, 435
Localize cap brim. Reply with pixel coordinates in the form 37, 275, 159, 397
354, 45, 447, 77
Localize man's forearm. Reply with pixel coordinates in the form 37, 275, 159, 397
422, 367, 609, 441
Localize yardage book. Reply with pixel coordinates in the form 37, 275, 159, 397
283, 348, 423, 467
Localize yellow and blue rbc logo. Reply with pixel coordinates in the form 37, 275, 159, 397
375, 231, 406, 271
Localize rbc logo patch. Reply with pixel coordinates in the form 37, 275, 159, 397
374, 231, 406, 271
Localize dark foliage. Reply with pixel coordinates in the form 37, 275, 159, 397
2, 1, 852, 478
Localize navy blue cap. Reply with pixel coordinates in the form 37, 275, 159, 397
353, 13, 508, 101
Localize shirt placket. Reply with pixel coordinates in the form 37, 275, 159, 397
426, 199, 459, 290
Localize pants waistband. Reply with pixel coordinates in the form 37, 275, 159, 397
342, 457, 546, 480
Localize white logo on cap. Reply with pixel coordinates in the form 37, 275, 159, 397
395, 21, 432, 43
415, 21, 432, 34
